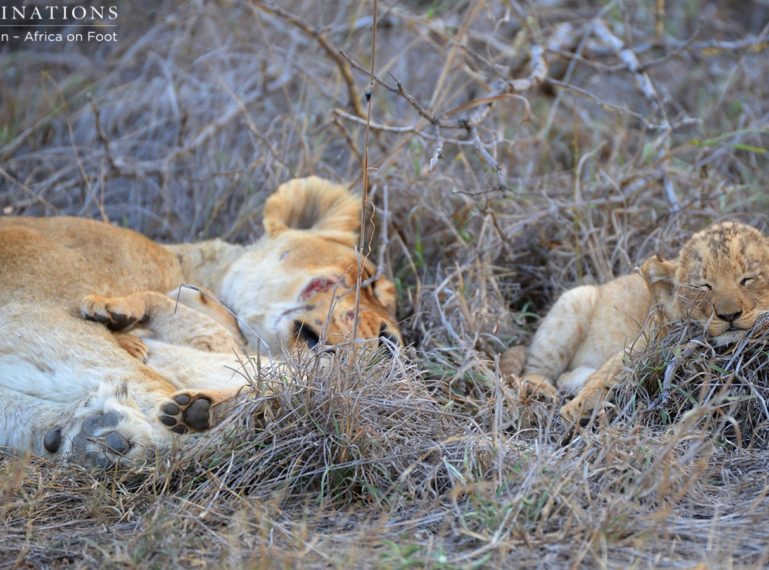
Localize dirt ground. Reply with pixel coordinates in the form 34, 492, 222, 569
2, 0, 769, 567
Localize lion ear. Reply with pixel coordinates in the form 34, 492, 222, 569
641, 254, 677, 304
372, 276, 397, 317
642, 254, 676, 284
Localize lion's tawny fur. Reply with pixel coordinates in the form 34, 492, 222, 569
506, 221, 769, 422
0, 177, 401, 465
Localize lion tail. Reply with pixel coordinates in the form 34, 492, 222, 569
262, 176, 360, 243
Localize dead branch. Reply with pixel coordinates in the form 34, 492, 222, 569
428, 124, 444, 172
89, 95, 117, 173
592, 19, 660, 107
337, 38, 546, 185
332, 108, 488, 148
502, 44, 548, 94
468, 124, 504, 187
250, 1, 366, 119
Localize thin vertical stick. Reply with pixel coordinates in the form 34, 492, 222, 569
655, 0, 665, 44
352, 0, 378, 341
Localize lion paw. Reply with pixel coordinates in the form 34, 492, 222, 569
513, 374, 559, 402
66, 411, 142, 469
500, 345, 527, 377
81, 294, 147, 331
158, 392, 213, 434
560, 395, 604, 426
114, 333, 149, 362
559, 399, 584, 425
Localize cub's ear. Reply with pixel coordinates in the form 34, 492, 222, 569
262, 177, 360, 241
372, 276, 397, 317
641, 254, 677, 306
641, 254, 676, 284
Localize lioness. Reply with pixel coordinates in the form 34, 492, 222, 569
505, 221, 769, 423
0, 177, 401, 466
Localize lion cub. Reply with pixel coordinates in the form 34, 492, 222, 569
506, 221, 769, 423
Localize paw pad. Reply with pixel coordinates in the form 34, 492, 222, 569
159, 393, 212, 434
70, 411, 133, 469
43, 427, 62, 453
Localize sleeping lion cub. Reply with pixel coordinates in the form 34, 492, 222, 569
505, 221, 769, 423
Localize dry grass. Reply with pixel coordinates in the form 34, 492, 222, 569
613, 315, 769, 448
2, 0, 769, 567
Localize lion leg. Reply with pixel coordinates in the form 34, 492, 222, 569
520, 285, 599, 399
0, 348, 172, 467
555, 366, 598, 395
501, 345, 559, 399
559, 351, 625, 424
140, 340, 281, 434
82, 290, 242, 353
500, 345, 527, 377
0, 382, 160, 468
0, 302, 212, 464
165, 285, 241, 340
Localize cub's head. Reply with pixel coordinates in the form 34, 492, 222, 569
225, 239, 403, 354
287, 259, 402, 353
643, 221, 769, 337
224, 176, 403, 354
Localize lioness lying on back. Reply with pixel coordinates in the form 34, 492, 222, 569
0, 177, 402, 467
506, 221, 769, 423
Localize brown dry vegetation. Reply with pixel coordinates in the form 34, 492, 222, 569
2, 0, 769, 567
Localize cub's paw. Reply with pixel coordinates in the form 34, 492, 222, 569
559, 399, 584, 426
67, 411, 143, 469
81, 294, 147, 331
513, 374, 559, 402
559, 395, 605, 426
114, 333, 149, 363
500, 346, 527, 378
158, 392, 214, 434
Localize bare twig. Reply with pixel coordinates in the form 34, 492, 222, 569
332, 108, 416, 133
592, 19, 660, 107
89, 95, 117, 173
339, 34, 546, 184
0, 167, 60, 213
353, 0, 379, 341
250, 1, 366, 118
428, 124, 444, 172
468, 123, 504, 188
332, 108, 488, 147
547, 79, 665, 130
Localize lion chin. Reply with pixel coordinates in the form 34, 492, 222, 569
705, 308, 768, 342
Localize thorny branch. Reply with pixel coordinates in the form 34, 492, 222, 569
591, 19, 661, 109
4, 3, 767, 212
250, 1, 366, 119
337, 40, 547, 188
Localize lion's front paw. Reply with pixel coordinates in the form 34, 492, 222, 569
158, 392, 215, 434
114, 333, 149, 362
559, 398, 586, 425
81, 294, 147, 331
512, 374, 559, 402
560, 392, 606, 425
500, 346, 527, 377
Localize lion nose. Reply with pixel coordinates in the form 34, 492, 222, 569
717, 310, 742, 323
